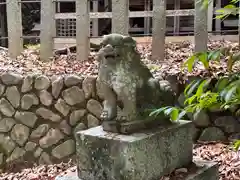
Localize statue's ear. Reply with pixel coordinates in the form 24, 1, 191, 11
101, 35, 109, 46
123, 36, 136, 47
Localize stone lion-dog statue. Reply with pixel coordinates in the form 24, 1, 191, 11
96, 33, 175, 134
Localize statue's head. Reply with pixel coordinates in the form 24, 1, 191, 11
96, 34, 137, 66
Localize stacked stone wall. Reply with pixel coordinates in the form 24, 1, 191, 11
0, 72, 238, 167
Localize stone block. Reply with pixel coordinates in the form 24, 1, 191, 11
76, 120, 194, 180
185, 159, 219, 180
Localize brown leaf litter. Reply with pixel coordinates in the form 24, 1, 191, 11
0, 40, 239, 81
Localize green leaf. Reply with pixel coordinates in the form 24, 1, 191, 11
233, 140, 240, 151
183, 55, 196, 72
149, 107, 169, 117
215, 77, 230, 91
195, 79, 212, 99
177, 110, 187, 121
227, 55, 234, 72
198, 52, 209, 69
224, 86, 237, 102
208, 50, 221, 61
184, 79, 202, 97
184, 95, 197, 105
169, 108, 179, 121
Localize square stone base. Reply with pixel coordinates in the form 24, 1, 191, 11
75, 120, 194, 180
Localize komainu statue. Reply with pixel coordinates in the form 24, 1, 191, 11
96, 33, 175, 134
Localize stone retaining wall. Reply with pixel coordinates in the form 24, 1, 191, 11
0, 72, 239, 167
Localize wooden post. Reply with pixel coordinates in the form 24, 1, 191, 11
76, 0, 90, 61
215, 0, 221, 33
173, 0, 180, 36
92, 0, 99, 37
112, 0, 129, 35
194, 0, 208, 52
152, 0, 166, 61
144, 0, 151, 35
6, 0, 22, 58
0, 5, 7, 47
207, 0, 214, 34
40, 0, 55, 61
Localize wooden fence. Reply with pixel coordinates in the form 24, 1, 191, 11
2, 0, 239, 62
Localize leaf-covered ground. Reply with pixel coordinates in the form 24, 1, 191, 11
0, 40, 239, 179
0, 40, 239, 80
0, 143, 239, 180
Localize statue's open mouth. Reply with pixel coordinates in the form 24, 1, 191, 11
105, 54, 120, 59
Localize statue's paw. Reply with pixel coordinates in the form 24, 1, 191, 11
116, 112, 127, 122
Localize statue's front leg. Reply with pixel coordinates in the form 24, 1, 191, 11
119, 86, 137, 122
100, 83, 117, 121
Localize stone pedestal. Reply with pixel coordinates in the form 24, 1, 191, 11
76, 120, 194, 180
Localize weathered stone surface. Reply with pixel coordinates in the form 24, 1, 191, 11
6, 86, 20, 108
34, 75, 50, 90
183, 160, 219, 180
52, 77, 64, 99
96, 80, 104, 100
0, 153, 3, 165
82, 76, 96, 99
0, 118, 16, 133
15, 111, 38, 128
21, 75, 34, 93
62, 86, 85, 106
54, 99, 70, 116
76, 121, 193, 180
25, 142, 37, 152
87, 114, 100, 128
177, 93, 186, 107
6, 147, 26, 163
0, 134, 15, 155
191, 126, 201, 142
74, 123, 87, 135
39, 152, 52, 164
69, 109, 87, 126
86, 99, 103, 119
11, 124, 30, 146
30, 124, 50, 139
51, 140, 75, 159
96, 34, 175, 126
1, 72, 22, 85
0, 84, 5, 96
21, 93, 39, 110
192, 110, 211, 127
198, 127, 226, 141
214, 116, 240, 133
59, 120, 71, 135
36, 108, 61, 122
34, 147, 43, 158
228, 133, 240, 141
64, 75, 83, 87
39, 90, 53, 106
0, 98, 15, 117
39, 128, 64, 149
